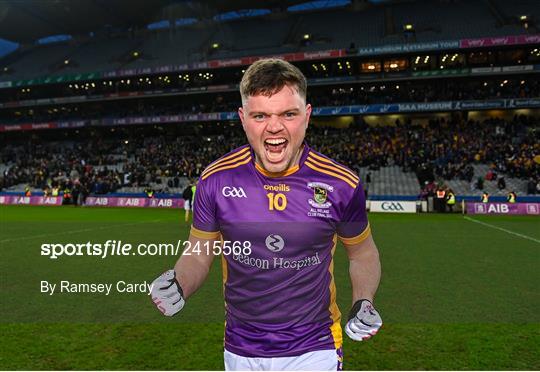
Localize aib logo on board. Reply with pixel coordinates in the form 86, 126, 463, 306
526, 204, 539, 214
265, 234, 285, 252
222, 186, 247, 198
475, 204, 486, 213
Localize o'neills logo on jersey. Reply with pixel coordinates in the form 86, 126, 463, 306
307, 182, 333, 209
222, 186, 247, 198
263, 184, 290, 192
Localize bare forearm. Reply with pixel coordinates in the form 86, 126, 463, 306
173, 235, 215, 299
174, 255, 211, 299
348, 239, 381, 304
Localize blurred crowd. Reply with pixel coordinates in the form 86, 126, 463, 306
1, 116, 539, 196
0, 124, 245, 196
308, 115, 539, 179
307, 115, 540, 195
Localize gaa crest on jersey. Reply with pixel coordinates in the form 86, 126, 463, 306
222, 186, 247, 198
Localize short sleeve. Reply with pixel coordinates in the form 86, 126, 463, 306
191, 178, 220, 240
337, 183, 371, 245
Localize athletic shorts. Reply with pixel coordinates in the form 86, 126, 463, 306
184, 200, 191, 211
224, 348, 343, 371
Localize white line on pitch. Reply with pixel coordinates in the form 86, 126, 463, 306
464, 216, 540, 244
0, 219, 166, 244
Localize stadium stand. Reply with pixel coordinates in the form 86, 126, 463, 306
1, 115, 538, 197
2, 0, 538, 79
1, 0, 539, 202
66, 38, 140, 74
358, 166, 420, 196
492, 0, 540, 20
2, 4, 540, 371
1, 77, 539, 125
444, 164, 529, 197
212, 17, 297, 57
294, 7, 385, 50
391, 0, 524, 42
131, 27, 218, 69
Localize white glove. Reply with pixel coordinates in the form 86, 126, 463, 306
150, 269, 185, 316
345, 299, 382, 341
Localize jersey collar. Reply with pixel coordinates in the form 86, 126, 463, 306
252, 142, 310, 178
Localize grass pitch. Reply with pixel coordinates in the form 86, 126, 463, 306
1, 205, 539, 370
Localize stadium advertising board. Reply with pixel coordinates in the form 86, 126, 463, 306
104, 50, 347, 78
507, 98, 540, 108
84, 196, 184, 208
0, 195, 63, 206
460, 34, 540, 48
412, 68, 469, 77
471, 65, 535, 74
370, 201, 416, 213
466, 202, 540, 215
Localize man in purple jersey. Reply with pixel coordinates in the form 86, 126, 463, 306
150, 58, 382, 371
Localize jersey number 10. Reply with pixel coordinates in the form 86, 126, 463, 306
266, 192, 287, 211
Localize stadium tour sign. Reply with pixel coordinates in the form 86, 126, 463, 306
370, 201, 416, 213
466, 202, 540, 216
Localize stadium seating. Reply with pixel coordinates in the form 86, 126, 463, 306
295, 7, 385, 50
67, 39, 140, 74
4, 43, 78, 79
358, 166, 420, 196
2, 1, 534, 80
128, 26, 217, 69
391, 0, 510, 41
1, 2, 538, 199
444, 164, 530, 197
492, 0, 540, 20
2, 114, 537, 197
212, 16, 296, 55
4, 162, 531, 197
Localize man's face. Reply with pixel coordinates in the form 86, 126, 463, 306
239, 85, 311, 173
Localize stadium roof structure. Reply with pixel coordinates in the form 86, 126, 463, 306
0, 0, 397, 43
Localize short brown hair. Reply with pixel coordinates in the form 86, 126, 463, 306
240, 58, 307, 104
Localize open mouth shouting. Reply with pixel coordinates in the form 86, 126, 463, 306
264, 138, 289, 163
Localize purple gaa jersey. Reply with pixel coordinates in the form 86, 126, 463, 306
191, 143, 370, 358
